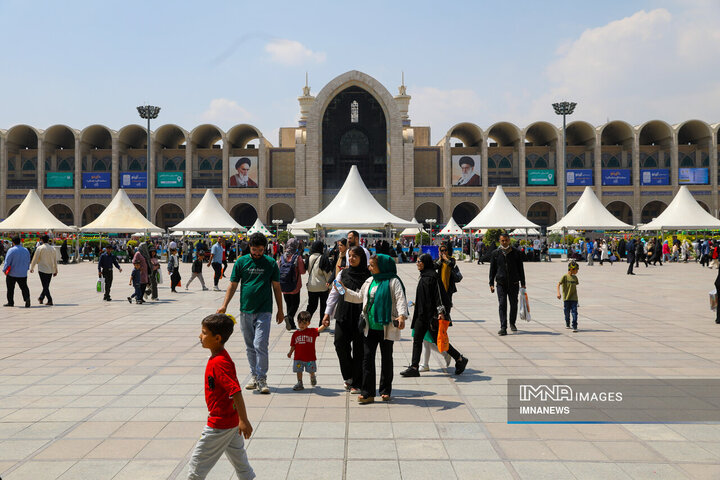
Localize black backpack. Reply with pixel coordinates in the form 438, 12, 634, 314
278, 254, 298, 291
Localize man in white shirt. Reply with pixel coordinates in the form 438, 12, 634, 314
30, 235, 58, 306
346, 231, 371, 265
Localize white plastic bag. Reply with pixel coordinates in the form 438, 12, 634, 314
710, 289, 717, 311
519, 287, 532, 322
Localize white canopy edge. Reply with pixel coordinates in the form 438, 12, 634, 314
80, 189, 163, 233
463, 185, 539, 230
639, 186, 720, 231
548, 186, 633, 231
0, 190, 76, 232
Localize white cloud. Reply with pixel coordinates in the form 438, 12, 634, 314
526, 7, 720, 125
200, 98, 252, 126
265, 39, 326, 66
409, 86, 485, 139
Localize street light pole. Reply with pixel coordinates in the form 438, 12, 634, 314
137, 105, 161, 222
552, 101, 577, 216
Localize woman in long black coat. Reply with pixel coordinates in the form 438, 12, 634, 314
401, 254, 468, 377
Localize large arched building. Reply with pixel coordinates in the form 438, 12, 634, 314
1, 70, 719, 230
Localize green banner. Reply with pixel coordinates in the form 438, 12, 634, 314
46, 172, 74, 188
527, 169, 555, 186
157, 171, 184, 188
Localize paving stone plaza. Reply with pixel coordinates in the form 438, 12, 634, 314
1, 259, 720, 480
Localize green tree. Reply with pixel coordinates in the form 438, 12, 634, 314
277, 230, 293, 244
415, 231, 430, 246
483, 228, 506, 248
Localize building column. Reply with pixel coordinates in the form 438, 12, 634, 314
402, 129, 415, 221
632, 135, 641, 224
74, 139, 82, 226
442, 140, 452, 221
481, 140, 489, 206
37, 141, 45, 195
593, 142, 602, 203
518, 140, 527, 213
710, 133, 718, 216
185, 143, 193, 216
0, 135, 7, 216
111, 136, 119, 196
257, 140, 267, 218
222, 140, 229, 209
671, 133, 679, 191
294, 138, 307, 218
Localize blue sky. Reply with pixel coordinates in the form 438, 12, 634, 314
1, 0, 718, 144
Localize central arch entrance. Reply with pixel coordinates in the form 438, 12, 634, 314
322, 86, 387, 206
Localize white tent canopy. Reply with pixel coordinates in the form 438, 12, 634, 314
288, 166, 420, 229
549, 186, 633, 231
438, 217, 463, 236
247, 218, 274, 237
169, 189, 246, 233
169, 231, 201, 237
510, 228, 541, 236
80, 189, 163, 233
639, 186, 720, 231
132, 232, 162, 238
0, 189, 75, 232
327, 229, 382, 237
288, 218, 310, 238
400, 218, 425, 237
463, 185, 539, 230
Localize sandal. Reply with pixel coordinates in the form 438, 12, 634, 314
381, 394, 391, 402
357, 395, 375, 404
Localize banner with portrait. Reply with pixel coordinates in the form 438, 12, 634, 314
452, 154, 481, 186
229, 156, 258, 188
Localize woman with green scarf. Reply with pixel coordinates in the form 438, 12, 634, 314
339, 254, 409, 403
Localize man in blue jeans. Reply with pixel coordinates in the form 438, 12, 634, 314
217, 232, 284, 394
208, 239, 224, 291
2, 236, 31, 308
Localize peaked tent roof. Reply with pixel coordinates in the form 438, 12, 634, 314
288, 166, 420, 229
80, 189, 163, 233
510, 228, 541, 236
639, 186, 720, 230
463, 185, 539, 230
169, 189, 246, 232
548, 186, 633, 231
438, 217, 464, 236
247, 218, 274, 237
0, 189, 75, 232
288, 218, 310, 238
400, 218, 425, 237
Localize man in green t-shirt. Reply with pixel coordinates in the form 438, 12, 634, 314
218, 233, 284, 394
556, 261, 580, 332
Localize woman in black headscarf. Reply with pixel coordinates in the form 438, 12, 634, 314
401, 254, 468, 377
60, 240, 69, 264
306, 241, 334, 326
323, 245, 370, 393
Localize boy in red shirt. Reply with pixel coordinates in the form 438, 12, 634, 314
188, 314, 255, 480
287, 311, 327, 390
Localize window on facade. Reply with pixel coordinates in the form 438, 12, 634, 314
498, 158, 511, 169
23, 160, 35, 171
570, 157, 584, 168
128, 159, 143, 171
350, 100, 359, 123
679, 154, 695, 167
93, 158, 109, 171
58, 159, 72, 171
164, 160, 177, 171
535, 158, 548, 168
605, 156, 620, 168
199, 159, 212, 170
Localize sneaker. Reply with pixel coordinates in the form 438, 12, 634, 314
400, 366, 420, 377
498, 329, 507, 336
349, 387, 361, 395
213, 286, 221, 291
455, 356, 468, 375
572, 328, 578, 333
257, 378, 270, 394
565, 324, 571, 329
185, 285, 188, 290
202, 287, 209, 291
418, 364, 430, 372
127, 297, 132, 304
510, 323, 517, 332
343, 380, 351, 391
245, 376, 257, 390
310, 374, 317, 386
25, 300, 30, 308
292, 381, 304, 391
